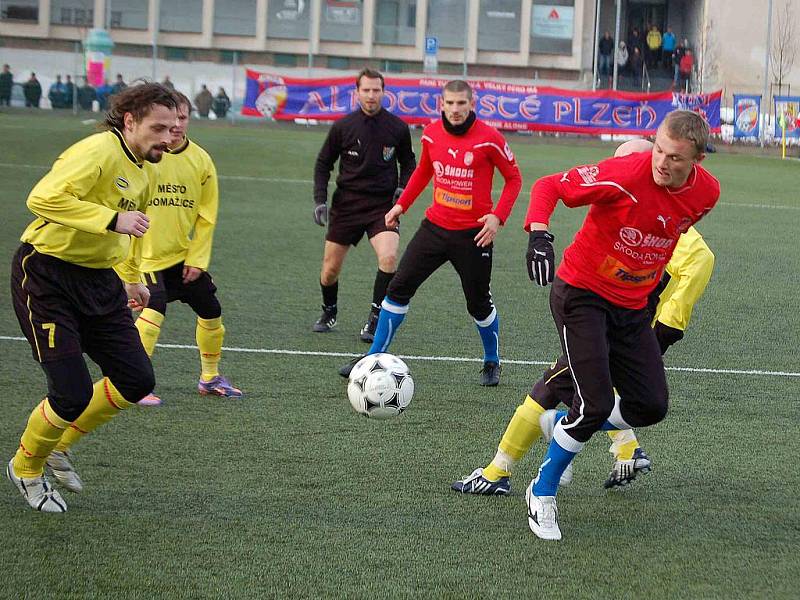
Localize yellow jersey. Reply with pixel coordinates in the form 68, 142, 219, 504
654, 226, 715, 331
21, 129, 154, 269
137, 137, 218, 273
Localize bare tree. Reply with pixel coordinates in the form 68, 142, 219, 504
770, 0, 798, 95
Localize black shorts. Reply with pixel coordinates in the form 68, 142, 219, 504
11, 243, 144, 363
326, 189, 398, 247
143, 262, 221, 319
386, 219, 494, 320
541, 277, 668, 443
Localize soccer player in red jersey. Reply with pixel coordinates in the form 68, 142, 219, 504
523, 110, 721, 540
339, 80, 522, 386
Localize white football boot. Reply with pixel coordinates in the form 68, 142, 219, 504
525, 484, 561, 541
46, 450, 84, 493
7, 458, 67, 513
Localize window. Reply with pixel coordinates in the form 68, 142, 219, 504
427, 0, 467, 49
51, 0, 93, 25
267, 0, 310, 40
319, 0, 363, 43
160, 0, 203, 33
326, 56, 350, 69
110, 0, 147, 30
165, 47, 189, 61
1, 0, 38, 22
478, 0, 521, 52
374, 0, 416, 46
214, 0, 257, 36
530, 0, 574, 55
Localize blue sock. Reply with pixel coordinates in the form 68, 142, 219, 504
368, 298, 408, 354
475, 308, 499, 363
533, 418, 585, 497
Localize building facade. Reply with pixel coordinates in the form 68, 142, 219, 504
1, 0, 798, 95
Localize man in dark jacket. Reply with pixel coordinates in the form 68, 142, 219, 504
0, 65, 13, 106
194, 85, 213, 117
77, 77, 97, 111
212, 87, 231, 118
24, 73, 42, 108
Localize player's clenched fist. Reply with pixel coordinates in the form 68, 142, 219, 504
527, 230, 555, 286
115, 211, 150, 237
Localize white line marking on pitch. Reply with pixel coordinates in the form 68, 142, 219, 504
0, 163, 798, 211
0, 335, 797, 378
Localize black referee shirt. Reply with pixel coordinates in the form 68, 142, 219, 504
313, 107, 416, 206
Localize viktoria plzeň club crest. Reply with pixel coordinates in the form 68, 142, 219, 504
382, 146, 395, 161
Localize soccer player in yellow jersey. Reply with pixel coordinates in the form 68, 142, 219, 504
452, 138, 716, 495
129, 92, 242, 405
6, 83, 177, 512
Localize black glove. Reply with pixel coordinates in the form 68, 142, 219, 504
392, 187, 404, 204
654, 321, 684, 354
526, 230, 555, 287
313, 203, 328, 227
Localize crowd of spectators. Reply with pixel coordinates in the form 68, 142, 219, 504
597, 24, 695, 91
0, 66, 231, 118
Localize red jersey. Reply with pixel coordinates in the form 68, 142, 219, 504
396, 119, 522, 230
526, 151, 720, 309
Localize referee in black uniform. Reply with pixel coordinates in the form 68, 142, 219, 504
312, 68, 416, 342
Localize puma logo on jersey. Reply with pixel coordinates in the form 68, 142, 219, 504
657, 215, 671, 228
448, 148, 459, 159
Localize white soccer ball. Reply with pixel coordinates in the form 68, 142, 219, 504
347, 353, 414, 420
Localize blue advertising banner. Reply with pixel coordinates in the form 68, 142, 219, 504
774, 96, 800, 139
733, 94, 760, 138
243, 71, 722, 136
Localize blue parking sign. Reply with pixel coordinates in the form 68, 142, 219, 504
425, 37, 438, 55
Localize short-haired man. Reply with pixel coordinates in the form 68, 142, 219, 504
523, 110, 720, 540
6, 83, 177, 512
452, 138, 716, 497
312, 68, 416, 342
124, 92, 242, 405
340, 80, 522, 386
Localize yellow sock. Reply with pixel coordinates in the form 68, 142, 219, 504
607, 429, 640, 460
483, 396, 546, 481
55, 378, 134, 452
13, 398, 72, 478
197, 316, 225, 381
135, 308, 165, 357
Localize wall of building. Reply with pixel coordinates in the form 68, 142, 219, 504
0, 0, 591, 81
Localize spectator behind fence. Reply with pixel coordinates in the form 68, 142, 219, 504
598, 32, 614, 84
64, 75, 75, 109
48, 75, 66, 109
679, 49, 694, 91
662, 26, 676, 69
77, 77, 96, 111
672, 40, 686, 85
194, 85, 213, 118
24, 73, 42, 108
646, 25, 662, 68
96, 78, 113, 110
628, 28, 643, 56
615, 41, 629, 78
162, 75, 175, 90
629, 47, 643, 88
0, 64, 13, 106
212, 87, 231, 118
111, 73, 127, 95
